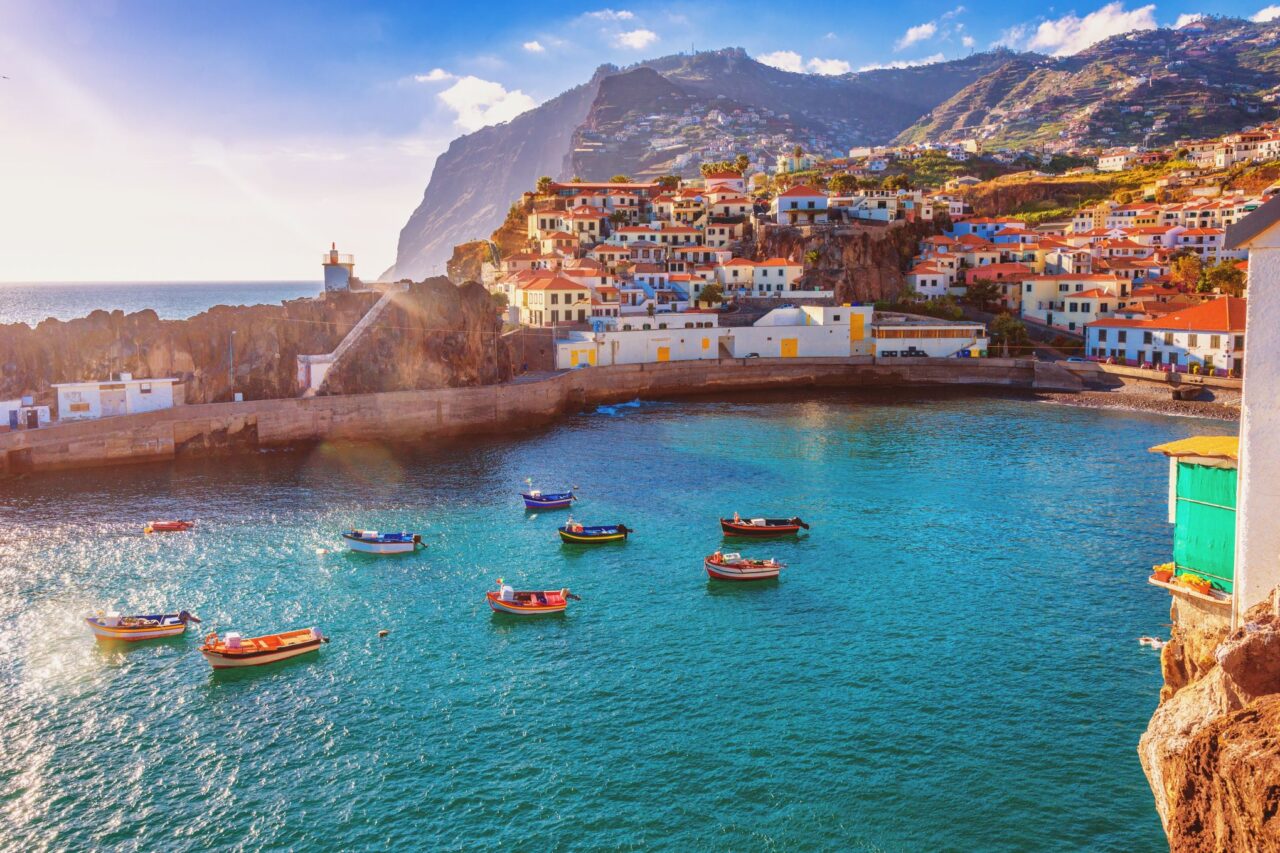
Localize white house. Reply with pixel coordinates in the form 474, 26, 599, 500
772, 185, 829, 226
1084, 296, 1246, 375
54, 374, 179, 421
555, 313, 726, 368
731, 305, 874, 358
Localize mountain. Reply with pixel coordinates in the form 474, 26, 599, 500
387, 48, 1028, 280
896, 17, 1280, 149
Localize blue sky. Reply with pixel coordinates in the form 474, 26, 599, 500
1, 0, 1275, 280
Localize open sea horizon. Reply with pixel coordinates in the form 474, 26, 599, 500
0, 281, 323, 327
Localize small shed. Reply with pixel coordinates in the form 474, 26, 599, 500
53, 374, 179, 421
1149, 436, 1238, 595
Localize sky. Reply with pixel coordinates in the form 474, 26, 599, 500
1, 0, 1275, 282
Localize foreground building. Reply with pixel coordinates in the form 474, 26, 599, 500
1084, 297, 1246, 375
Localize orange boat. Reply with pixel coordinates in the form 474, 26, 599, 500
200, 627, 327, 669
486, 580, 579, 616
145, 520, 195, 534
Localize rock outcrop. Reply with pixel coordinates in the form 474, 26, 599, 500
319, 278, 511, 395
1139, 590, 1280, 850
754, 219, 943, 304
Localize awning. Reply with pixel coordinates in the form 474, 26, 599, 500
1149, 435, 1239, 463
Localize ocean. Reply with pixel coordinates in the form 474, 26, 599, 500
0, 392, 1231, 850
0, 281, 323, 327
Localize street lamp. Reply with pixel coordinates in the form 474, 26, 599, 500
228, 330, 237, 394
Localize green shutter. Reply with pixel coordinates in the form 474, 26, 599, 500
1172, 462, 1237, 591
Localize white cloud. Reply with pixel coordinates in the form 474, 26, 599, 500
962, 35, 976, 47
758, 50, 805, 72
1253, 5, 1280, 21
437, 76, 538, 132
586, 9, 635, 20
522, 40, 545, 53
806, 57, 852, 75
414, 68, 453, 83
1175, 12, 1205, 27
896, 22, 938, 50
1011, 2, 1157, 57
614, 28, 658, 49
823, 31, 838, 40
858, 53, 946, 72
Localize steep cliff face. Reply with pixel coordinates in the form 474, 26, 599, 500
755, 220, 940, 303
0, 294, 377, 404
1140, 589, 1280, 850
962, 175, 1133, 218
446, 241, 494, 285
390, 48, 1034, 279
319, 279, 511, 395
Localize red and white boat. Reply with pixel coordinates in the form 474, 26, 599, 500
200, 627, 327, 669
85, 610, 200, 641
704, 551, 785, 581
486, 580, 579, 616
145, 520, 194, 534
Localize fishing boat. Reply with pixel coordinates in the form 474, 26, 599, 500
704, 551, 784, 582
558, 519, 630, 544
720, 515, 809, 537
486, 580, 579, 616
341, 530, 423, 554
521, 489, 576, 510
200, 627, 328, 669
85, 610, 200, 641
145, 520, 194, 534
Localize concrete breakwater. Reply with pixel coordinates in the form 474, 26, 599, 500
0, 356, 1079, 478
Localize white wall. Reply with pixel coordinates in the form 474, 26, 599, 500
56, 380, 175, 421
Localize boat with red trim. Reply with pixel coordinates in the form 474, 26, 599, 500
200, 627, 328, 669
486, 580, 579, 616
145, 520, 194, 534
720, 515, 809, 537
85, 609, 200, 641
704, 551, 784, 581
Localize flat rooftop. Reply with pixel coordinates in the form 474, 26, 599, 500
873, 311, 984, 327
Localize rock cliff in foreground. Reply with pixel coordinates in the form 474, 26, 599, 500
0, 281, 509, 405
1140, 590, 1280, 850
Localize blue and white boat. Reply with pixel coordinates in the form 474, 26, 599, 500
341, 530, 423, 554
521, 489, 576, 510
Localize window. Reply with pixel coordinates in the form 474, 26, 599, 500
1164, 332, 1174, 346
1235, 335, 1245, 349
1188, 333, 1198, 347
1143, 332, 1152, 345
550, 293, 559, 305
1210, 335, 1221, 349
69, 402, 90, 413
140, 383, 152, 394
1099, 329, 1108, 342
1118, 331, 1128, 343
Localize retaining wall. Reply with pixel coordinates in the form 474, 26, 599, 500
0, 357, 1069, 479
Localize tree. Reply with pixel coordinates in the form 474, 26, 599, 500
570, 175, 584, 183
804, 249, 821, 266
792, 144, 804, 159
965, 278, 1002, 311
1200, 259, 1246, 296
990, 312, 1030, 358
656, 174, 681, 190
881, 174, 910, 191
608, 210, 629, 225
609, 174, 632, 183
535, 176, 553, 194
1169, 251, 1204, 291
698, 281, 724, 307
734, 154, 750, 173
491, 291, 509, 311
828, 173, 858, 195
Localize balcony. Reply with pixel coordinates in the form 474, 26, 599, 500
322, 253, 355, 265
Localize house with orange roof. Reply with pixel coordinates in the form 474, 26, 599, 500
703, 170, 745, 195
1085, 296, 1246, 375
538, 231, 578, 256
907, 263, 953, 300
517, 275, 592, 327
1020, 274, 1129, 333
771, 185, 828, 226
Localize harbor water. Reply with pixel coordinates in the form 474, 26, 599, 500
0, 392, 1235, 850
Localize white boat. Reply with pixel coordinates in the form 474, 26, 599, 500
704, 552, 784, 581
200, 628, 327, 669
85, 610, 199, 641
341, 530, 423, 554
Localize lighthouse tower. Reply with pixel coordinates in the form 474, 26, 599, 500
322, 243, 355, 292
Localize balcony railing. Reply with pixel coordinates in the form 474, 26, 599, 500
322, 253, 355, 265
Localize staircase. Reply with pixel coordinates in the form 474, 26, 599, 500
298, 285, 405, 398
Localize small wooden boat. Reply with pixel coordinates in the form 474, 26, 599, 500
558, 521, 630, 544
521, 489, 576, 510
486, 581, 579, 616
704, 552, 784, 581
145, 520, 194, 534
85, 610, 200, 641
200, 627, 328, 669
341, 530, 423, 554
720, 516, 809, 537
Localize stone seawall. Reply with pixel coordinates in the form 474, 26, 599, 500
0, 357, 1073, 478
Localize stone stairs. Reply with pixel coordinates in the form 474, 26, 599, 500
299, 285, 405, 398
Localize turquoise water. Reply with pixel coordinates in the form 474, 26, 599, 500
0, 281, 322, 327
0, 393, 1235, 850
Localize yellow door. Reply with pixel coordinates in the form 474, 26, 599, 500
587, 349, 597, 366
701, 337, 710, 351
780, 338, 798, 358
850, 313, 864, 342
569, 351, 579, 368
657, 346, 671, 362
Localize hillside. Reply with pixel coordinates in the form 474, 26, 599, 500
387, 48, 1028, 280
897, 17, 1280, 149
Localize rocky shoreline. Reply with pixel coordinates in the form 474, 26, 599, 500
1037, 384, 1241, 422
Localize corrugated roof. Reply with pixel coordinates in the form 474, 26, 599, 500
1149, 436, 1239, 462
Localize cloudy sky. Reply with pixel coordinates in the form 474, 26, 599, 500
0, 0, 1271, 281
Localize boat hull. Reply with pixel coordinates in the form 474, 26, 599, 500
85, 619, 188, 641
720, 520, 803, 537
201, 638, 323, 669
343, 539, 418, 554
704, 559, 781, 581
558, 526, 628, 544
522, 492, 575, 510
486, 593, 568, 616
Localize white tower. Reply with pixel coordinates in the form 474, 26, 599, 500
323, 243, 355, 292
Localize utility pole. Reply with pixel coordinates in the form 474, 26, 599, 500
228, 330, 236, 396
